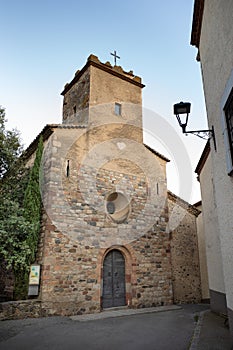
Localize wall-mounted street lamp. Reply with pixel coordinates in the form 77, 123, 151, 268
173, 101, 216, 150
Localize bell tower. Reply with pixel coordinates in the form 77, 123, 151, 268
61, 54, 145, 134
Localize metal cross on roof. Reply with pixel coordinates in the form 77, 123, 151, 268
110, 50, 120, 66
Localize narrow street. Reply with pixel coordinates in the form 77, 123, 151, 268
0, 304, 231, 350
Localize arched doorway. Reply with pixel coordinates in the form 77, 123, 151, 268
102, 250, 126, 308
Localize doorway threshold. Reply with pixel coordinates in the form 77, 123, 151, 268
102, 305, 128, 312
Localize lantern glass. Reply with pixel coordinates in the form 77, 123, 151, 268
173, 102, 191, 116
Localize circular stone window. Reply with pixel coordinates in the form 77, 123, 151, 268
105, 192, 130, 223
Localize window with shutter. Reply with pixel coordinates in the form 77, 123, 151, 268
223, 89, 233, 175
221, 69, 233, 175
114, 102, 121, 116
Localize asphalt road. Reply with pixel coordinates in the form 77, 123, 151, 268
0, 304, 211, 350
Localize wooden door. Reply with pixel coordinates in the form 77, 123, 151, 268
102, 250, 126, 308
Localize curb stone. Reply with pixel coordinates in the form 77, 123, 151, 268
189, 310, 206, 350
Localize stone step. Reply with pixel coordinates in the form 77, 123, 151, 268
70, 305, 181, 322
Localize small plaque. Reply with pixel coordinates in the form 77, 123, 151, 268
29, 264, 40, 285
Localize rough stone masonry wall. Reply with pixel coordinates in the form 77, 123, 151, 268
168, 195, 201, 303
34, 127, 173, 316
62, 67, 90, 124
129, 228, 172, 309
0, 300, 42, 320
35, 124, 203, 316
37, 213, 102, 316
36, 213, 173, 316
96, 168, 173, 309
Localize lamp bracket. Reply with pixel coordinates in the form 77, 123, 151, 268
182, 125, 216, 150
173, 102, 217, 151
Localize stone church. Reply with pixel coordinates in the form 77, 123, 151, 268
1, 54, 203, 317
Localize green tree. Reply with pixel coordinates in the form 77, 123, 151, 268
0, 107, 43, 299
0, 106, 23, 178
23, 135, 43, 263
14, 135, 43, 299
0, 107, 30, 298
0, 199, 33, 270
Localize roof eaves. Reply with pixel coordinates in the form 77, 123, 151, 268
22, 124, 57, 160
23, 123, 88, 160
195, 140, 210, 175
168, 190, 201, 217
190, 0, 205, 48
144, 144, 170, 162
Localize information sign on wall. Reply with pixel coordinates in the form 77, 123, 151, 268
29, 264, 40, 285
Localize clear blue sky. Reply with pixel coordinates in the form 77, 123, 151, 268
0, 0, 206, 203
